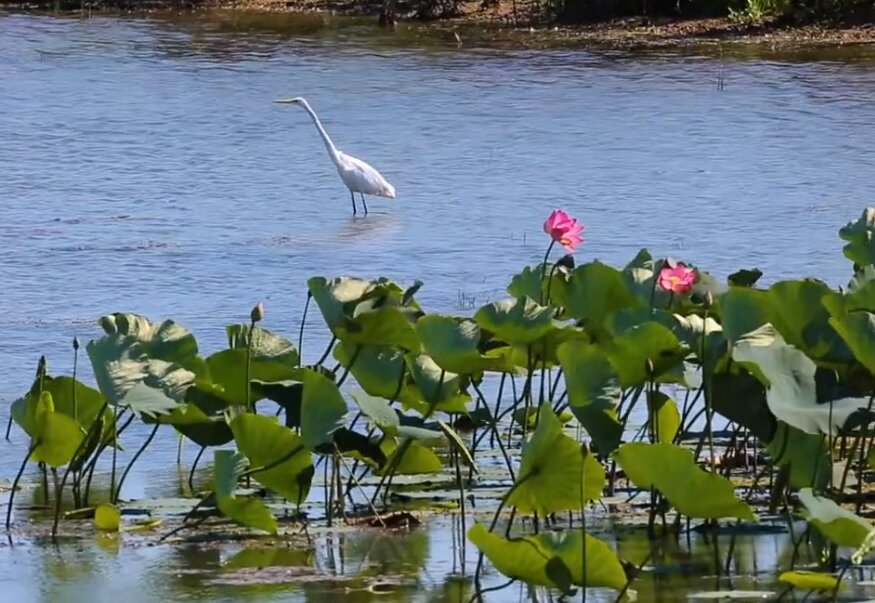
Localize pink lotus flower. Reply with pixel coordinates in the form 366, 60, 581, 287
658, 263, 697, 294
543, 209, 584, 253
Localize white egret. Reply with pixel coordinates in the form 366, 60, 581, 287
274, 97, 396, 216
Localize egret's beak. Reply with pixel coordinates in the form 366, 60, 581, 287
273, 98, 297, 104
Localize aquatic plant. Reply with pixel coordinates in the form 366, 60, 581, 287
9, 208, 875, 601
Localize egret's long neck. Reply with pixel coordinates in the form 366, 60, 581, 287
301, 102, 341, 166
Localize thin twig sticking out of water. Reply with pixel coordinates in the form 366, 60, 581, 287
717, 45, 726, 91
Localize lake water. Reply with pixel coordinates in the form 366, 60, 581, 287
4, 10, 875, 601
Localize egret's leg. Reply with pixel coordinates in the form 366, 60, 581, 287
350, 191, 357, 215
360, 193, 369, 215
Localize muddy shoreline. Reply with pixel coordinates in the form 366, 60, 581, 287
4, 0, 875, 51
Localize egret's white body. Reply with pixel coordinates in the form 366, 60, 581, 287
274, 97, 395, 215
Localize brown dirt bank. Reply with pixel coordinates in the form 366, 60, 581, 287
4, 0, 875, 50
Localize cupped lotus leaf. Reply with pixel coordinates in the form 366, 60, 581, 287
467, 523, 627, 592
203, 349, 300, 407
827, 311, 875, 377
377, 438, 442, 475
615, 442, 754, 521
97, 313, 199, 367
350, 390, 443, 441
728, 268, 764, 287
328, 428, 386, 468
507, 404, 605, 515
12, 376, 114, 445
554, 261, 642, 330
512, 406, 575, 430
710, 370, 774, 442
416, 315, 485, 374
767, 421, 829, 490
732, 325, 871, 435
839, 207, 875, 267
507, 264, 548, 301
648, 392, 680, 444
798, 488, 874, 548
606, 322, 686, 388
336, 306, 420, 351
767, 279, 853, 365
622, 249, 671, 307
119, 382, 180, 420
159, 403, 233, 447
308, 276, 396, 330
350, 389, 398, 431
473, 297, 556, 346
404, 353, 470, 415
230, 414, 313, 506
557, 342, 623, 454
717, 287, 774, 343
300, 369, 348, 451
307, 277, 412, 340
226, 325, 299, 367
670, 313, 727, 369
214, 449, 277, 534
778, 571, 842, 592
251, 379, 303, 428
334, 342, 420, 407
95, 503, 121, 532
27, 392, 86, 468
87, 336, 196, 405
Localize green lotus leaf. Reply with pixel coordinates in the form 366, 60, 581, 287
779, 571, 842, 592
512, 406, 575, 430
557, 342, 623, 455
648, 392, 680, 444
307, 277, 415, 347
507, 264, 548, 301
404, 353, 470, 415
767, 421, 829, 490
732, 325, 870, 435
350, 390, 442, 441
250, 379, 303, 428
768, 279, 853, 365
119, 382, 180, 420
727, 268, 764, 287
203, 349, 300, 407
377, 438, 442, 475
334, 342, 418, 406
213, 449, 277, 534
158, 402, 233, 447
606, 321, 686, 388
87, 335, 195, 405
717, 287, 774, 343
827, 311, 875, 377
328, 428, 386, 468
97, 313, 199, 367
230, 413, 313, 506
798, 487, 874, 548
20, 391, 85, 468
12, 375, 114, 444
467, 523, 627, 592
300, 369, 348, 451
554, 260, 642, 331
336, 306, 420, 351
474, 296, 556, 346
307, 276, 399, 330
416, 315, 486, 375
226, 325, 299, 367
839, 207, 875, 267
615, 442, 754, 521
507, 404, 605, 515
